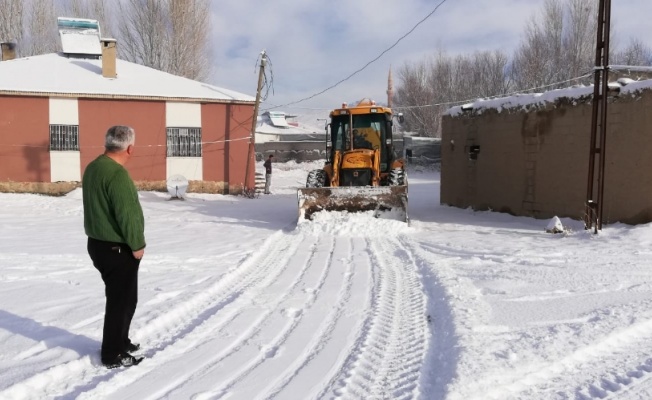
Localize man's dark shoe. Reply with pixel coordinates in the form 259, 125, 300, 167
102, 352, 143, 369
125, 342, 140, 352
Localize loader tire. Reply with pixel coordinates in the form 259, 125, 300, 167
306, 169, 328, 188
389, 167, 405, 186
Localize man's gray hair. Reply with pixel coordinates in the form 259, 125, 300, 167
105, 125, 135, 152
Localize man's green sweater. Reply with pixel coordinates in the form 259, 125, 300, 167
83, 154, 146, 251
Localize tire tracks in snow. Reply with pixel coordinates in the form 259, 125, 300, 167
147, 233, 340, 399
319, 236, 429, 400
486, 315, 652, 399
82, 230, 322, 399
1, 229, 439, 400
0, 230, 305, 400
405, 237, 652, 400
398, 236, 466, 399
253, 237, 361, 399
196, 235, 358, 400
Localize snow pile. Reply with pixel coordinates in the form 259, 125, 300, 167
296, 209, 411, 236
545, 215, 565, 234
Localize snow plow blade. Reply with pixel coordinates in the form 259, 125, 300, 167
298, 186, 408, 222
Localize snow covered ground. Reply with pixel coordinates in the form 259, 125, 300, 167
2, 160, 652, 399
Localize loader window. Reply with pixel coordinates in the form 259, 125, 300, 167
330, 113, 392, 171
330, 115, 350, 151
352, 115, 381, 150
353, 113, 390, 169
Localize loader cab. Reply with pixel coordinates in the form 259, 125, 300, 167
328, 110, 394, 172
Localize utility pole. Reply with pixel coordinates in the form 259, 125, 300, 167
387, 65, 394, 108
585, 0, 611, 233
244, 50, 267, 195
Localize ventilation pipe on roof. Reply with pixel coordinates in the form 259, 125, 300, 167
1, 42, 16, 61
100, 38, 117, 78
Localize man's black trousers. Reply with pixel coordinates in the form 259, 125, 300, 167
87, 237, 140, 361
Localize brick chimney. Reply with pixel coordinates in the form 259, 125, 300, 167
1, 42, 16, 61
100, 38, 117, 78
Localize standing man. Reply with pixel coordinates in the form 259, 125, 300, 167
83, 125, 146, 369
263, 154, 273, 194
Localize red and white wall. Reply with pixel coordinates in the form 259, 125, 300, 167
0, 95, 254, 187
49, 97, 81, 181
166, 102, 202, 180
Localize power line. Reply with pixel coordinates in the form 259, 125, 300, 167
0, 136, 250, 150
255, 52, 274, 101
264, 0, 450, 111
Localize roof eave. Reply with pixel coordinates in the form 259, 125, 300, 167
0, 89, 255, 105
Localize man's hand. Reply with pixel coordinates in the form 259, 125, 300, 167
133, 249, 145, 260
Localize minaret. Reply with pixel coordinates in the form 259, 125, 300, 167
387, 65, 394, 108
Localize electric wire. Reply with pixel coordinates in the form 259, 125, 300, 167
255, 52, 274, 101
262, 0, 450, 111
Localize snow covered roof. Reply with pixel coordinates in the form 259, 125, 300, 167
256, 121, 320, 136
0, 53, 254, 103
257, 111, 322, 135
446, 78, 652, 117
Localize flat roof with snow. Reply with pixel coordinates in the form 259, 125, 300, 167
446, 77, 652, 117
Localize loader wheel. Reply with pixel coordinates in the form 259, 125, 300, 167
306, 169, 328, 188
389, 167, 405, 186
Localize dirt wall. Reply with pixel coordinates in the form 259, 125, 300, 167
441, 87, 652, 225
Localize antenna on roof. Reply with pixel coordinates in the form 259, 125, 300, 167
57, 17, 102, 59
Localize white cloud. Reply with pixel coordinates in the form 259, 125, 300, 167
208, 0, 652, 112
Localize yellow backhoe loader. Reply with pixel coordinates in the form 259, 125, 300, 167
298, 99, 408, 222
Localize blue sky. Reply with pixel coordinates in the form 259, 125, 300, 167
208, 0, 652, 115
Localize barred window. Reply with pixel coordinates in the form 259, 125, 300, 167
167, 127, 202, 157
50, 125, 79, 151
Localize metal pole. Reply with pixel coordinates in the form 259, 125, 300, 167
244, 50, 267, 194
596, 0, 611, 231
584, 0, 604, 230
585, 0, 611, 233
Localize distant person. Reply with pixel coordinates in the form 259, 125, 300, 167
83, 125, 146, 369
264, 154, 274, 194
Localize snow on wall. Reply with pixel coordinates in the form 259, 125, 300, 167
446, 79, 652, 117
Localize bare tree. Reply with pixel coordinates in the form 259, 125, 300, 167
452, 51, 510, 100
22, 0, 58, 57
393, 0, 652, 138
510, 0, 605, 91
395, 59, 438, 136
562, 0, 596, 84
117, 0, 167, 71
167, 0, 211, 81
0, 0, 24, 47
117, 0, 211, 80
510, 0, 567, 91
64, 0, 113, 38
612, 38, 652, 66
395, 49, 509, 137
511, 0, 652, 90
